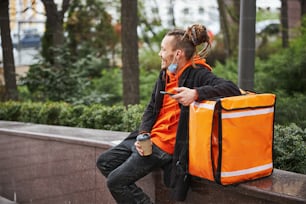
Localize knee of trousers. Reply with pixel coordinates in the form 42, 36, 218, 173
96, 154, 109, 176
106, 172, 123, 191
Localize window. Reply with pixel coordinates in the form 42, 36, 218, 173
199, 7, 204, 14
183, 8, 189, 14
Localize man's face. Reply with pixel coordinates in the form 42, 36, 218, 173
159, 35, 177, 70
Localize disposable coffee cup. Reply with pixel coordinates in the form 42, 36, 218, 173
136, 133, 152, 156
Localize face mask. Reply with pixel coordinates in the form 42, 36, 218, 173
167, 52, 179, 73
168, 63, 178, 73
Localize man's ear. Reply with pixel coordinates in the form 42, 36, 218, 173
176, 50, 183, 58
177, 50, 182, 56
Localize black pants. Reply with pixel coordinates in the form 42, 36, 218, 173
96, 138, 172, 204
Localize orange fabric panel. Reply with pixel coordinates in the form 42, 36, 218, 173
220, 109, 274, 184
221, 94, 276, 110
189, 101, 216, 181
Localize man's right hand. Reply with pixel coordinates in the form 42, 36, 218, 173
135, 141, 145, 156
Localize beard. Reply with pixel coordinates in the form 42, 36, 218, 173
160, 54, 175, 70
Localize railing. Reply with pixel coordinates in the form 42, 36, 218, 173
0, 121, 305, 204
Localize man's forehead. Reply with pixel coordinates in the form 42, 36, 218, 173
161, 35, 174, 47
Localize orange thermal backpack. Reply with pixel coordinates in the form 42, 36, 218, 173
188, 93, 276, 185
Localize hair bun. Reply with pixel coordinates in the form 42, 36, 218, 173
185, 24, 209, 46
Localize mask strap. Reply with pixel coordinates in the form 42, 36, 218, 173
171, 51, 179, 64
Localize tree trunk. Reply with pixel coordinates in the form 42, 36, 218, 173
217, 0, 231, 58
41, 0, 70, 64
0, 0, 18, 100
301, 0, 306, 17
217, 0, 240, 58
281, 0, 289, 48
121, 0, 139, 106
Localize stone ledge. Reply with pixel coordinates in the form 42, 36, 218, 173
0, 120, 129, 148
0, 121, 305, 204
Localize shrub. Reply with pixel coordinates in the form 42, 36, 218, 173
79, 104, 125, 131
273, 124, 306, 174
19, 102, 43, 123
0, 101, 21, 121
212, 59, 238, 85
37, 102, 70, 125
58, 104, 86, 127
122, 104, 145, 131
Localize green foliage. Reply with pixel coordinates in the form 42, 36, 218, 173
122, 104, 145, 131
273, 91, 306, 128
79, 104, 125, 131
58, 104, 86, 127
260, 47, 306, 94
256, 38, 282, 60
19, 102, 43, 123
0, 101, 21, 121
256, 8, 279, 22
21, 0, 120, 106
66, 0, 119, 58
273, 124, 306, 174
37, 102, 69, 125
253, 18, 306, 129
21, 47, 88, 102
212, 59, 238, 84
74, 68, 123, 106
138, 48, 162, 104
255, 27, 306, 95
20, 47, 115, 104
139, 49, 161, 71
139, 68, 160, 104
0, 101, 145, 132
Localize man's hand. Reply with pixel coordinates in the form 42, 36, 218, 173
135, 141, 145, 156
172, 87, 198, 106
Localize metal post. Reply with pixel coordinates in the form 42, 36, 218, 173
238, 0, 256, 90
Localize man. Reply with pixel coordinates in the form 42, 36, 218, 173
96, 24, 241, 203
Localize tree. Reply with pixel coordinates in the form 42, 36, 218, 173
121, 0, 139, 106
302, 0, 306, 16
217, 0, 240, 58
281, 0, 289, 48
41, 0, 70, 64
66, 0, 119, 62
0, 0, 18, 100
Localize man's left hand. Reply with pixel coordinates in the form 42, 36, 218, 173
172, 87, 198, 106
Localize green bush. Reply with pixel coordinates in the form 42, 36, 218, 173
37, 102, 70, 125
274, 91, 306, 128
58, 104, 86, 127
273, 124, 306, 174
79, 68, 123, 106
212, 59, 238, 84
0, 101, 21, 121
19, 102, 43, 123
79, 104, 125, 131
122, 104, 145, 131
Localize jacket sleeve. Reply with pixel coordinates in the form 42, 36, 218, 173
194, 68, 241, 101
139, 71, 165, 132
139, 82, 158, 132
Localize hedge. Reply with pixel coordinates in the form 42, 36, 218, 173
0, 101, 305, 174
0, 101, 144, 132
